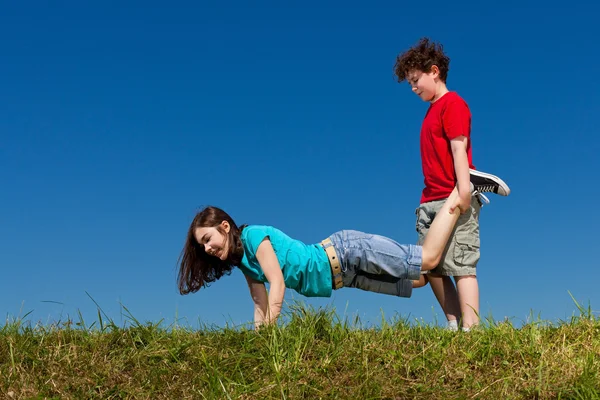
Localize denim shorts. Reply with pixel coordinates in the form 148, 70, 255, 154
416, 196, 481, 276
327, 230, 422, 298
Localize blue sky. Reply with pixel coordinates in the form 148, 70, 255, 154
2, 1, 599, 329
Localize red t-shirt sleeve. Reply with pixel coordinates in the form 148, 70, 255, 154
442, 98, 471, 140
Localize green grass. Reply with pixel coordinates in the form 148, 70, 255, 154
1, 304, 599, 399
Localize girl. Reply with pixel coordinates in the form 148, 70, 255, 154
178, 173, 506, 328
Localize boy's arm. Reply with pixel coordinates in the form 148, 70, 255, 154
450, 136, 471, 213
244, 275, 268, 330
255, 238, 286, 324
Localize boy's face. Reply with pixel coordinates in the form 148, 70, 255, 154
406, 68, 439, 102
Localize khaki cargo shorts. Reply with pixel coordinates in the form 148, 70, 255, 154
416, 196, 481, 276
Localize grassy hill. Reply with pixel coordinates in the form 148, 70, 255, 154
1, 305, 599, 399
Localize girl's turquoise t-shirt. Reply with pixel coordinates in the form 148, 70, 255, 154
239, 225, 332, 297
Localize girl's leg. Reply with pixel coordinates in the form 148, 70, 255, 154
328, 231, 422, 297
421, 187, 462, 270
328, 188, 463, 297
352, 274, 414, 297
427, 275, 461, 324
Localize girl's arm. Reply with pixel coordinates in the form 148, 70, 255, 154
255, 238, 286, 325
244, 275, 269, 330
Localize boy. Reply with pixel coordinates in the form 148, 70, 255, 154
393, 38, 509, 330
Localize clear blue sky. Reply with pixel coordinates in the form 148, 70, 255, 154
2, 1, 599, 329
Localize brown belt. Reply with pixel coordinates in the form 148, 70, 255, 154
321, 238, 343, 290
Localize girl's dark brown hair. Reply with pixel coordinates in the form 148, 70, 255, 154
393, 37, 450, 83
177, 206, 246, 294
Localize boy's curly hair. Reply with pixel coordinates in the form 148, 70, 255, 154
394, 38, 450, 83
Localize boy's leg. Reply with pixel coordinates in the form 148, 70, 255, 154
416, 188, 481, 328
455, 275, 479, 328
427, 275, 461, 324
435, 195, 480, 328
414, 188, 463, 322
452, 198, 481, 328
416, 197, 461, 325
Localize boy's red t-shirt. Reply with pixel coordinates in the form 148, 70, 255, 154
420, 91, 475, 204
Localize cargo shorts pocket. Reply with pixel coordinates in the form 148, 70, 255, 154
415, 206, 433, 231
415, 207, 430, 245
453, 230, 480, 267
414, 207, 421, 232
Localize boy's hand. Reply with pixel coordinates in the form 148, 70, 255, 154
450, 190, 471, 214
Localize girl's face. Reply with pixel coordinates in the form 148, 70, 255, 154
194, 221, 230, 261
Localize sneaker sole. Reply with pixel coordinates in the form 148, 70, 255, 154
470, 169, 511, 196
